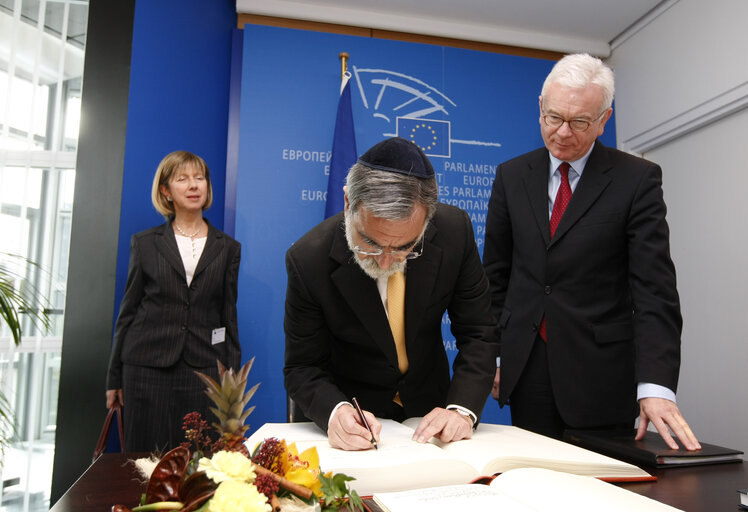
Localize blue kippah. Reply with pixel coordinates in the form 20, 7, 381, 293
357, 137, 435, 179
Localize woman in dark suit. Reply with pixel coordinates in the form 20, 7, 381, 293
105, 151, 241, 452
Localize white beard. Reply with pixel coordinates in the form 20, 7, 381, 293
344, 212, 406, 280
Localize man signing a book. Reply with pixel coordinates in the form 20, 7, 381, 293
284, 137, 499, 450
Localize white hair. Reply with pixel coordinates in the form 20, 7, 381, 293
541, 53, 615, 111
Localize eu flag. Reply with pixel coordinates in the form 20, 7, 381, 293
397, 117, 451, 158
325, 76, 357, 218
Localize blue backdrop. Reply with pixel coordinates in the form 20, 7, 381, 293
232, 24, 617, 432
109, 0, 235, 452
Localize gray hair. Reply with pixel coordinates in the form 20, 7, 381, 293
345, 162, 439, 221
541, 53, 615, 111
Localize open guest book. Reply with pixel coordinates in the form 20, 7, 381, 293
371, 467, 682, 512
245, 418, 653, 496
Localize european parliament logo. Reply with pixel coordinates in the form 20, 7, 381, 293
397, 117, 450, 158
351, 66, 501, 158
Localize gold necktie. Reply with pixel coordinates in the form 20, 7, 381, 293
387, 271, 408, 374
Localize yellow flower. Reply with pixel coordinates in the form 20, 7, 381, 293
198, 451, 256, 484
208, 479, 271, 512
284, 443, 323, 497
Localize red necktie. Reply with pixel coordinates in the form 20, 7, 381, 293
539, 162, 572, 342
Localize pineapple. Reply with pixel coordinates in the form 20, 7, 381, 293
194, 358, 259, 453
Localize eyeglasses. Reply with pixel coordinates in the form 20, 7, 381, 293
541, 110, 606, 132
352, 239, 424, 260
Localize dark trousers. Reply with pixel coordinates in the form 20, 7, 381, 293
122, 359, 219, 453
509, 335, 632, 440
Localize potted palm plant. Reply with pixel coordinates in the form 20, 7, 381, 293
0, 253, 50, 467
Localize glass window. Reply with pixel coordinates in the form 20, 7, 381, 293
0, 1, 88, 510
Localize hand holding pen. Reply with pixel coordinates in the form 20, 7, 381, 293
327, 398, 382, 451
352, 397, 378, 450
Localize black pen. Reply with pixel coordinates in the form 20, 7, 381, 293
351, 397, 378, 450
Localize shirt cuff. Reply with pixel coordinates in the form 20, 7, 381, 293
637, 383, 676, 402
328, 401, 352, 429
495, 356, 501, 367
446, 404, 477, 428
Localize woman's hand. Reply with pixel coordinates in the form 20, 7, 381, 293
106, 389, 124, 408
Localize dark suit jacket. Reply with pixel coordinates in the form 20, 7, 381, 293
284, 203, 499, 430
107, 220, 241, 389
483, 141, 682, 427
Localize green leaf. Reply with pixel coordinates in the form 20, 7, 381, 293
0, 253, 52, 463
0, 253, 52, 345
347, 490, 364, 512
318, 473, 362, 511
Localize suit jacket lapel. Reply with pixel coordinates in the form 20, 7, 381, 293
550, 141, 612, 245
194, 221, 224, 278
155, 221, 187, 280
329, 219, 400, 368
403, 223, 440, 350
522, 149, 553, 245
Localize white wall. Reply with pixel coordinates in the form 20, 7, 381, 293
650, 108, 748, 454
610, 0, 748, 154
608, 0, 748, 455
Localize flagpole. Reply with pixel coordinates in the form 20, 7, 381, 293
339, 52, 349, 81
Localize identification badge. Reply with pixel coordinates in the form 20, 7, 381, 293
211, 327, 226, 345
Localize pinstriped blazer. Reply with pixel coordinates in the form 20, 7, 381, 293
106, 220, 241, 390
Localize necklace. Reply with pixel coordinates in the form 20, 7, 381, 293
175, 222, 203, 260
175, 222, 200, 239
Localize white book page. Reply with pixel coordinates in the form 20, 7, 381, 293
248, 420, 448, 469
246, 420, 478, 495
373, 483, 529, 512
437, 423, 647, 477
491, 468, 682, 511
246, 421, 328, 450
373, 468, 681, 512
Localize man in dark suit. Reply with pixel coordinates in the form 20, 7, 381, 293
483, 53, 700, 449
285, 137, 498, 450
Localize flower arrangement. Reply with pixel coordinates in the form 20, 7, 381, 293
111, 359, 363, 512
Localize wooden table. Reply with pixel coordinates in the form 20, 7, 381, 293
51, 453, 748, 512
51, 454, 147, 512
614, 461, 748, 511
